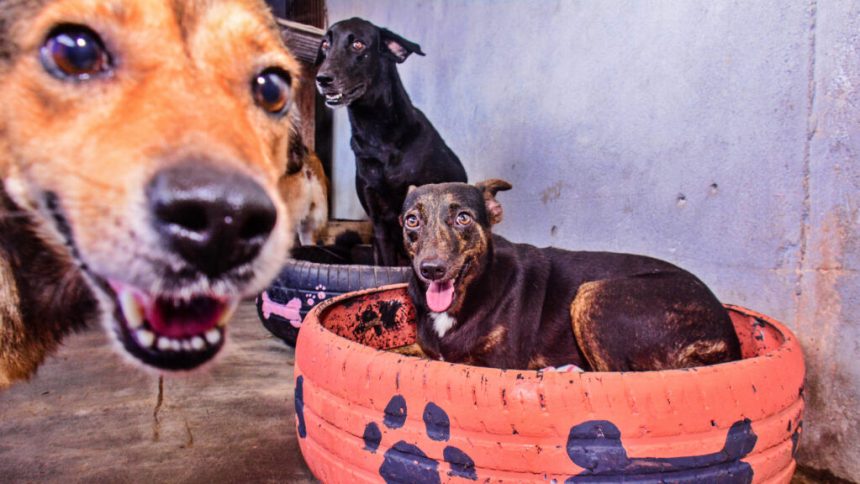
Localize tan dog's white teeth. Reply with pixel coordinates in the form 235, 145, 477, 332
152, 335, 212, 353
217, 301, 239, 328
205, 329, 222, 345
135, 329, 155, 348
118, 290, 144, 329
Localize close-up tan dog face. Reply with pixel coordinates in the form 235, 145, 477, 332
0, 0, 301, 382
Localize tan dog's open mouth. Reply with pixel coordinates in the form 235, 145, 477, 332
107, 280, 235, 370
45, 190, 242, 370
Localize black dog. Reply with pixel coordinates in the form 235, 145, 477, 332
315, 17, 467, 266
401, 181, 742, 371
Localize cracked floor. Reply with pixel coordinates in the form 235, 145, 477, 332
0, 301, 315, 483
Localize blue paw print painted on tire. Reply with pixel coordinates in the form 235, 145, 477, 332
295, 375, 306, 438
565, 418, 757, 483
363, 395, 477, 483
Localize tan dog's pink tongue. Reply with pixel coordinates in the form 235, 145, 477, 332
426, 281, 454, 312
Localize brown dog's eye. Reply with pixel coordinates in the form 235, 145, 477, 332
404, 214, 420, 229
352, 41, 365, 51
456, 212, 472, 226
41, 25, 111, 80
252, 68, 292, 115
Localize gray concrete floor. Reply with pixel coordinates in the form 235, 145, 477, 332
0, 301, 315, 483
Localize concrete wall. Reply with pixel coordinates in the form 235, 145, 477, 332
325, 1, 859, 479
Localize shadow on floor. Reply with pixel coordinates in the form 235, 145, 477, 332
0, 301, 315, 483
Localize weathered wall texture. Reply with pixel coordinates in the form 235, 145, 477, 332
325, 1, 859, 479
798, 1, 860, 478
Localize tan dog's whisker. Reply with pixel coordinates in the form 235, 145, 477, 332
50, 163, 125, 193
0, 212, 33, 221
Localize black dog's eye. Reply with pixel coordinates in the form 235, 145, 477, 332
404, 214, 420, 229
40, 25, 111, 80
351, 40, 365, 51
321, 39, 330, 50
456, 212, 472, 226
252, 68, 292, 115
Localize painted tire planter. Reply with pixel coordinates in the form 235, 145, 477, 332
257, 258, 411, 346
294, 284, 805, 483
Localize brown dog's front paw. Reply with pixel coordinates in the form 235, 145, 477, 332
387, 343, 427, 358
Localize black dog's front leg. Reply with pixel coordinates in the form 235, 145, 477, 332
371, 220, 400, 266
360, 185, 400, 266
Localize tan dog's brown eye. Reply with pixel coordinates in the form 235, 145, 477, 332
352, 41, 365, 51
456, 212, 472, 226
41, 25, 110, 80
404, 214, 420, 229
252, 68, 292, 115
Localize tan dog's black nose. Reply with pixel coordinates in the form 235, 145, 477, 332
148, 163, 276, 277
419, 259, 447, 281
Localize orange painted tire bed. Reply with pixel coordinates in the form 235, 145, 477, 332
293, 284, 804, 483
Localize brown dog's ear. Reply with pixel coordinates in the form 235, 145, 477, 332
476, 179, 512, 225
407, 184, 417, 194
379, 27, 425, 63
398, 215, 403, 227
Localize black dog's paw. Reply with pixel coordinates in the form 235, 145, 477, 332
363, 395, 477, 483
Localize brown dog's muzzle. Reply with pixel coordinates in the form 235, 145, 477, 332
418, 258, 448, 281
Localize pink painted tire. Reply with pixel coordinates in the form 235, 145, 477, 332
257, 258, 410, 346
294, 284, 805, 483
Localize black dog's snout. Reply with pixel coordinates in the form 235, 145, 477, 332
148, 163, 276, 277
419, 260, 447, 281
316, 74, 334, 87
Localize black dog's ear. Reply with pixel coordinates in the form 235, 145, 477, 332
475, 179, 512, 225
314, 37, 327, 66
378, 27, 425, 63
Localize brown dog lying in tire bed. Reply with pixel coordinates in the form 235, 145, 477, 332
400, 180, 741, 371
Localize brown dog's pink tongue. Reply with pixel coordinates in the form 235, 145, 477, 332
426, 281, 455, 312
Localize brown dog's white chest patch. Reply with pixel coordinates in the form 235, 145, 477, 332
430, 311, 456, 338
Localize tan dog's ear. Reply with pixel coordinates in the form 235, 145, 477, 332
476, 179, 512, 225
285, 121, 305, 175
407, 185, 417, 194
